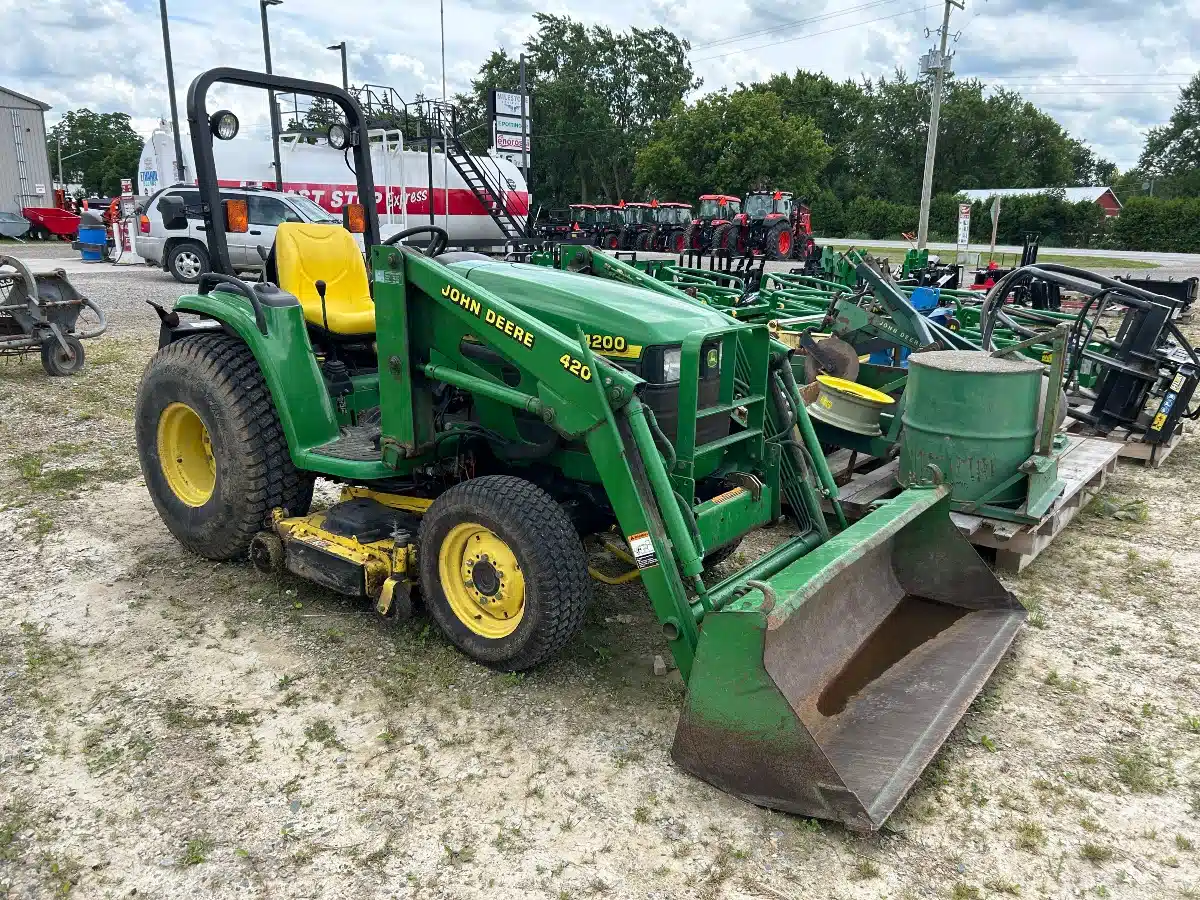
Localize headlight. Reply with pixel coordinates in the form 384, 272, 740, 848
663, 347, 682, 383
209, 110, 239, 141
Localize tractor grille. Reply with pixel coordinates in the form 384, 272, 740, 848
616, 341, 730, 447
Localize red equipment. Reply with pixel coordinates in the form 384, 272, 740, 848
22, 207, 81, 241
727, 190, 817, 262
686, 195, 741, 252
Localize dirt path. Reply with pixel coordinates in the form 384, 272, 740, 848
1, 327, 1198, 900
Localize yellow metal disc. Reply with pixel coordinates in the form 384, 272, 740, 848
157, 402, 216, 507
816, 374, 895, 406
438, 522, 526, 639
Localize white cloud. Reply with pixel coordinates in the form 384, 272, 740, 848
1, 0, 1193, 171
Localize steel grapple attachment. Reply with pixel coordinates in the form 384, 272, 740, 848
672, 486, 1025, 831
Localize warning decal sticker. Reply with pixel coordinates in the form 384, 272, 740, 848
628, 532, 659, 570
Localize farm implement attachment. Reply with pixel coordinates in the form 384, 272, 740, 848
0, 255, 106, 375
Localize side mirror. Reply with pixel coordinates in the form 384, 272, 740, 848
157, 195, 187, 230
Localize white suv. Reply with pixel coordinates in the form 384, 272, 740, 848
137, 186, 340, 283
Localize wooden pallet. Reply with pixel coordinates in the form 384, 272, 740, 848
826, 436, 1121, 574
1063, 418, 1185, 468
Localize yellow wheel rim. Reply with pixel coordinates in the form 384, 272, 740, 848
157, 402, 216, 507
438, 522, 525, 639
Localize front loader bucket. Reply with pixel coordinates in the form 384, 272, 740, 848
672, 486, 1024, 831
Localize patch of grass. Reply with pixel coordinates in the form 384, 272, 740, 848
1114, 749, 1165, 795
1081, 816, 1102, 833
303, 718, 343, 750
1080, 843, 1113, 863
984, 879, 1021, 896
951, 883, 982, 900
632, 806, 650, 824
1182, 715, 1200, 734
854, 858, 880, 879
0, 804, 29, 861
1086, 494, 1149, 524
1177, 834, 1195, 851
442, 843, 475, 866
1015, 821, 1046, 852
181, 836, 214, 866
1045, 670, 1082, 692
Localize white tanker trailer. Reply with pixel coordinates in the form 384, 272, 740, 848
136, 124, 529, 245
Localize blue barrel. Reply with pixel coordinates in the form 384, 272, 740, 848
76, 211, 107, 261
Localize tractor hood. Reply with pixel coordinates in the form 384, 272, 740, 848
447, 259, 730, 359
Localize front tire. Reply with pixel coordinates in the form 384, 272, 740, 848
419, 476, 590, 671
766, 223, 793, 261
168, 241, 209, 284
135, 334, 313, 560
40, 335, 85, 376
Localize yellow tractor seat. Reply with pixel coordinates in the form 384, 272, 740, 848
273, 223, 375, 335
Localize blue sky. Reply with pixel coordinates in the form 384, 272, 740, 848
3, 0, 1196, 173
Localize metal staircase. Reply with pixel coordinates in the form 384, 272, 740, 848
417, 101, 527, 241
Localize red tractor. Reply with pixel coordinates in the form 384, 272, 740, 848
618, 202, 657, 250
683, 194, 741, 252
652, 201, 694, 252
723, 190, 817, 262
592, 204, 626, 249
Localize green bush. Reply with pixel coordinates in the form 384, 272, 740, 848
1113, 197, 1200, 252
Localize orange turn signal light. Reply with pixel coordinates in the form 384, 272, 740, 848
343, 203, 366, 234
224, 199, 249, 233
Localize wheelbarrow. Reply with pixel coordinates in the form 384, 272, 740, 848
0, 255, 106, 375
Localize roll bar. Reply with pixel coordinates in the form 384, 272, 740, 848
185, 68, 380, 275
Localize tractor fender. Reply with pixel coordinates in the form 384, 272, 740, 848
172, 291, 341, 460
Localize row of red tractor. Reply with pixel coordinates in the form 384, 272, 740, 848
534, 191, 818, 262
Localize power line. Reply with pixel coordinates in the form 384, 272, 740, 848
692, 5, 937, 62
691, 0, 902, 51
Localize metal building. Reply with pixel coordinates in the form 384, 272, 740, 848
0, 86, 53, 215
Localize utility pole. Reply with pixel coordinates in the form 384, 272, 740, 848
260, 0, 284, 190
157, 0, 186, 183
916, 0, 963, 250
519, 53, 528, 236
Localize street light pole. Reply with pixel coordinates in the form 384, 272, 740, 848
56, 139, 96, 192
916, 0, 963, 250
260, 0, 284, 190
327, 42, 348, 91
157, 0, 186, 183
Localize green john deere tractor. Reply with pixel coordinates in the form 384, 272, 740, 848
135, 69, 1025, 831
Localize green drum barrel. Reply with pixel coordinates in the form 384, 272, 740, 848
899, 351, 1042, 505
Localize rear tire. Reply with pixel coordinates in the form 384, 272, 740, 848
635, 230, 652, 251
711, 224, 731, 252
135, 333, 314, 560
168, 241, 209, 284
419, 475, 590, 671
40, 335, 85, 376
682, 223, 700, 251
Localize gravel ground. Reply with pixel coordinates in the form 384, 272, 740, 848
1, 244, 1198, 900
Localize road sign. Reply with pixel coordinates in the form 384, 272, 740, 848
495, 132, 531, 153
494, 114, 531, 136
957, 203, 972, 249
492, 90, 525, 117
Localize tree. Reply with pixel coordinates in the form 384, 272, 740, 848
458, 14, 699, 207
634, 90, 831, 200
46, 109, 143, 196
1138, 72, 1200, 197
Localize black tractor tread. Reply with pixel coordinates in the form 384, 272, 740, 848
418, 475, 590, 671
136, 333, 313, 560
682, 222, 700, 250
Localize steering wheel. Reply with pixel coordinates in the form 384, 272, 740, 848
383, 225, 449, 257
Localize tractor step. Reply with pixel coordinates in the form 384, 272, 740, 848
311, 424, 382, 462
